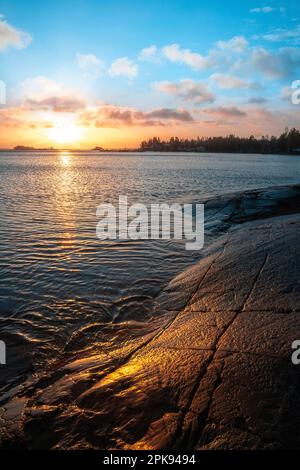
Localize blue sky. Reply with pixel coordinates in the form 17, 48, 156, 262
1, 0, 300, 147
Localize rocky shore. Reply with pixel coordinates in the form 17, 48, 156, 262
1, 185, 300, 449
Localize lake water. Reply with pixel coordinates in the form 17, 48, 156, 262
1, 151, 300, 384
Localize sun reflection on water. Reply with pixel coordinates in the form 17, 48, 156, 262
60, 151, 72, 167
54, 152, 78, 252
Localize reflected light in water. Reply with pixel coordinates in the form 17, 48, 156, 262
54, 152, 78, 251
60, 152, 72, 167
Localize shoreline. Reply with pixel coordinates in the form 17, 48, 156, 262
1, 149, 300, 156
1, 184, 300, 449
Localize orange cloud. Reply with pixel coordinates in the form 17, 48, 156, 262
78, 105, 194, 128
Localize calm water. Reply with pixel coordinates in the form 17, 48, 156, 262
1, 151, 300, 381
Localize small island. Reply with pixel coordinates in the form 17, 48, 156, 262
14, 146, 56, 152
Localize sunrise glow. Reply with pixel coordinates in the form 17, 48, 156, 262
1, 0, 300, 458
47, 124, 84, 144
0, 1, 300, 150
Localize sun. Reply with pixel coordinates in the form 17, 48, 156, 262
48, 124, 84, 144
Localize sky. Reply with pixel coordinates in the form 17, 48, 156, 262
0, 0, 300, 148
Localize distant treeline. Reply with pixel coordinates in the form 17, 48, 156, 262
140, 128, 300, 154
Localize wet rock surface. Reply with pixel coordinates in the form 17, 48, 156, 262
1, 185, 300, 449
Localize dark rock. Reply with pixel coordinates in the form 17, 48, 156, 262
1, 186, 300, 449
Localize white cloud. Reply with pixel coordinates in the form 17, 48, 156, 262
250, 6, 285, 14
162, 44, 210, 70
250, 6, 274, 13
20, 76, 66, 101
139, 45, 159, 62
154, 79, 215, 104
216, 35, 248, 53
76, 53, 104, 76
142, 36, 248, 74
256, 25, 300, 45
210, 73, 258, 90
0, 17, 32, 51
108, 57, 139, 78
19, 76, 85, 112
